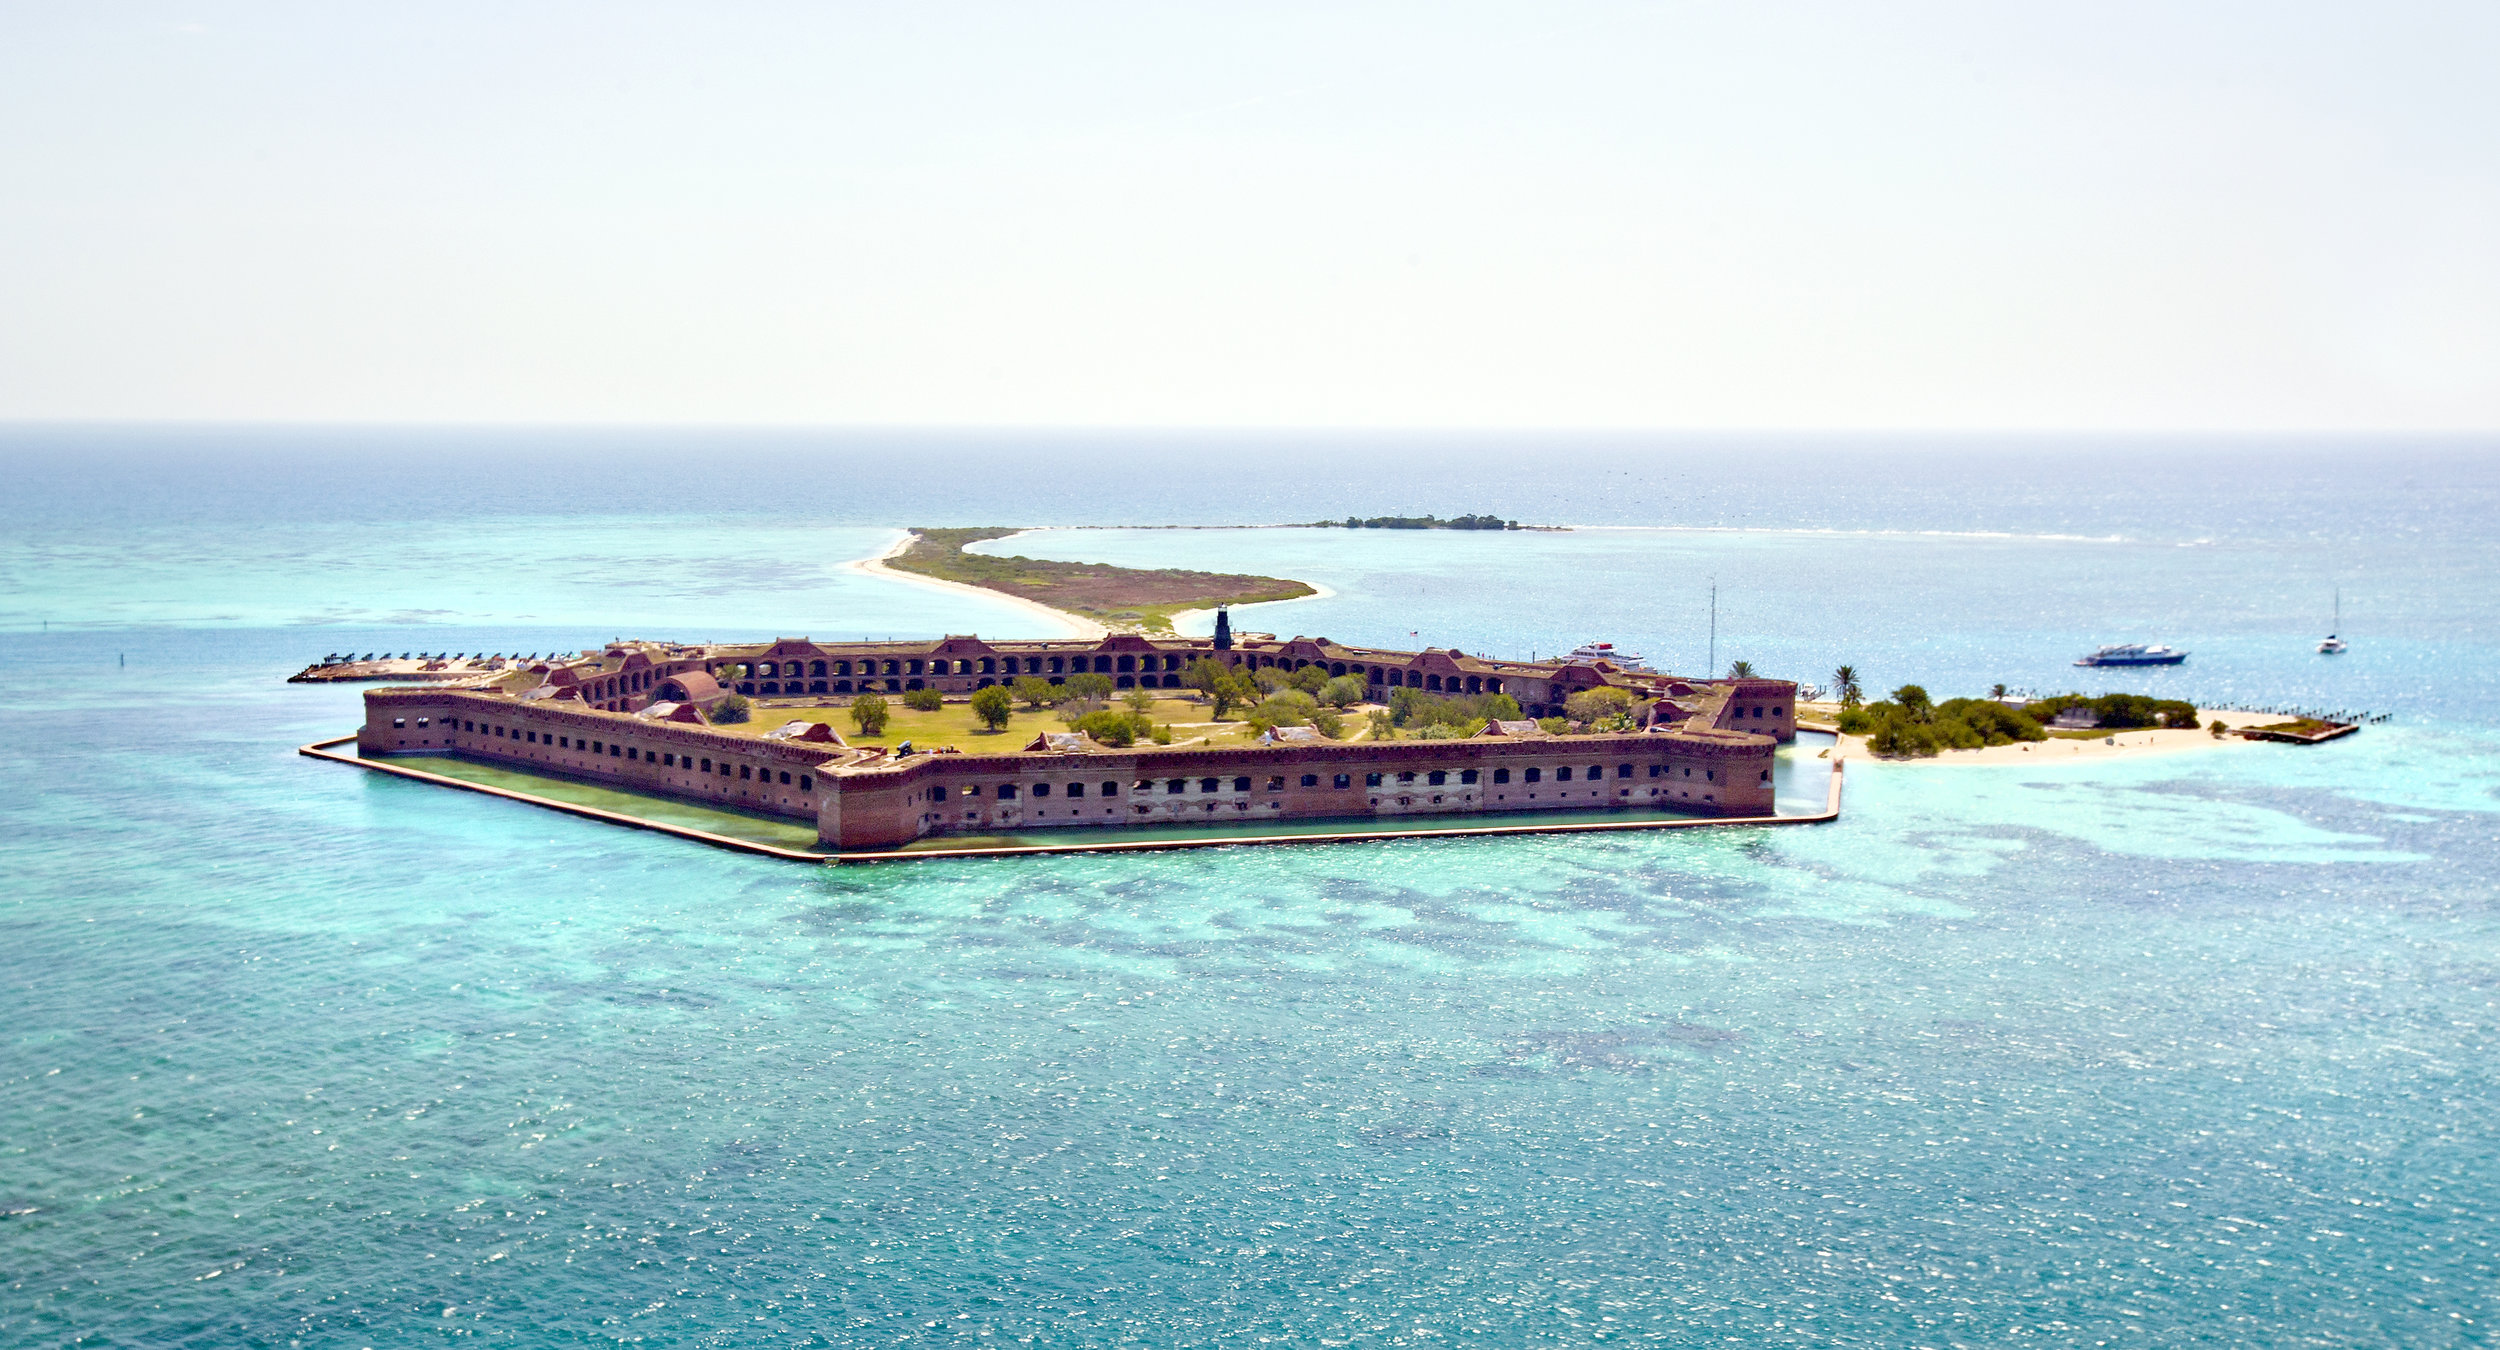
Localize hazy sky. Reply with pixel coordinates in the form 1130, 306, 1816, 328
2, 2, 2494, 429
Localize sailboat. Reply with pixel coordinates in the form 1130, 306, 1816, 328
2317, 590, 2348, 655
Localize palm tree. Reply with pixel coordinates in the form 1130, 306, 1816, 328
1727, 659, 1756, 679
1832, 665, 1863, 708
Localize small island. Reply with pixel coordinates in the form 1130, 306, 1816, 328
1793, 680, 2360, 762
1308, 513, 1531, 531
883, 528, 1317, 634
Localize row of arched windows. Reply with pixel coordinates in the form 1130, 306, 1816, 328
720, 652, 1188, 680
733, 673, 1190, 698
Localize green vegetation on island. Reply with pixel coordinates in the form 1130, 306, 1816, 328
1836, 685, 2200, 758
2025, 692, 2201, 732
888, 528, 1317, 634
1312, 513, 1524, 530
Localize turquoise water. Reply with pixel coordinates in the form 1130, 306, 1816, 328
4, 430, 2497, 1347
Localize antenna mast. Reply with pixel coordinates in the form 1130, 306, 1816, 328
1708, 580, 1717, 678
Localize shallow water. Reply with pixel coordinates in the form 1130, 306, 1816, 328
3, 430, 2496, 1347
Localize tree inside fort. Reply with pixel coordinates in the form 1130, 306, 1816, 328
849, 693, 890, 737
1563, 687, 1638, 730
970, 685, 1014, 731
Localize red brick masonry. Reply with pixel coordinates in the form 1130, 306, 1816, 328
353, 632, 1797, 850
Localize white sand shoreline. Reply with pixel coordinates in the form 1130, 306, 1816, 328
839, 530, 1108, 639
1801, 706, 2294, 767
956, 527, 1335, 638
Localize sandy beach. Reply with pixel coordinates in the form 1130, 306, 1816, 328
1800, 705, 2292, 766
840, 530, 1109, 639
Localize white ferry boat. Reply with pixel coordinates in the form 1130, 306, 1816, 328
2073, 643, 2189, 667
1565, 641, 1656, 672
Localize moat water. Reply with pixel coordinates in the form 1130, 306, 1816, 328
3, 428, 2497, 1347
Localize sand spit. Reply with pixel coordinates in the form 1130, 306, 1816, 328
840, 530, 1108, 639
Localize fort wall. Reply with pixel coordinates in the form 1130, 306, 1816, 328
358, 686, 1781, 850
546, 632, 1796, 733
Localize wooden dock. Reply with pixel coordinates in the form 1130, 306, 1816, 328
2233, 720, 2360, 745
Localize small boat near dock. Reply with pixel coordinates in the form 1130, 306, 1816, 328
2317, 590, 2348, 654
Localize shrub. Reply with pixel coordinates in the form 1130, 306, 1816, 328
1933, 698, 2045, 745
1122, 688, 1157, 714
848, 693, 889, 737
969, 685, 1014, 730
1564, 687, 1636, 725
1388, 688, 1519, 732
1013, 676, 1056, 709
1063, 672, 1114, 702
1321, 674, 1368, 708
709, 692, 751, 724
902, 687, 944, 712
2026, 692, 2198, 730
1151, 723, 1174, 745
1312, 709, 1344, 739
1246, 690, 1319, 733
1537, 716, 1569, 735
1055, 698, 1104, 728
1072, 709, 1145, 747
1368, 709, 1395, 739
1867, 717, 1941, 758
1287, 666, 1329, 696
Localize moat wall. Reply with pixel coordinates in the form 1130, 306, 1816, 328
359, 689, 1780, 850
